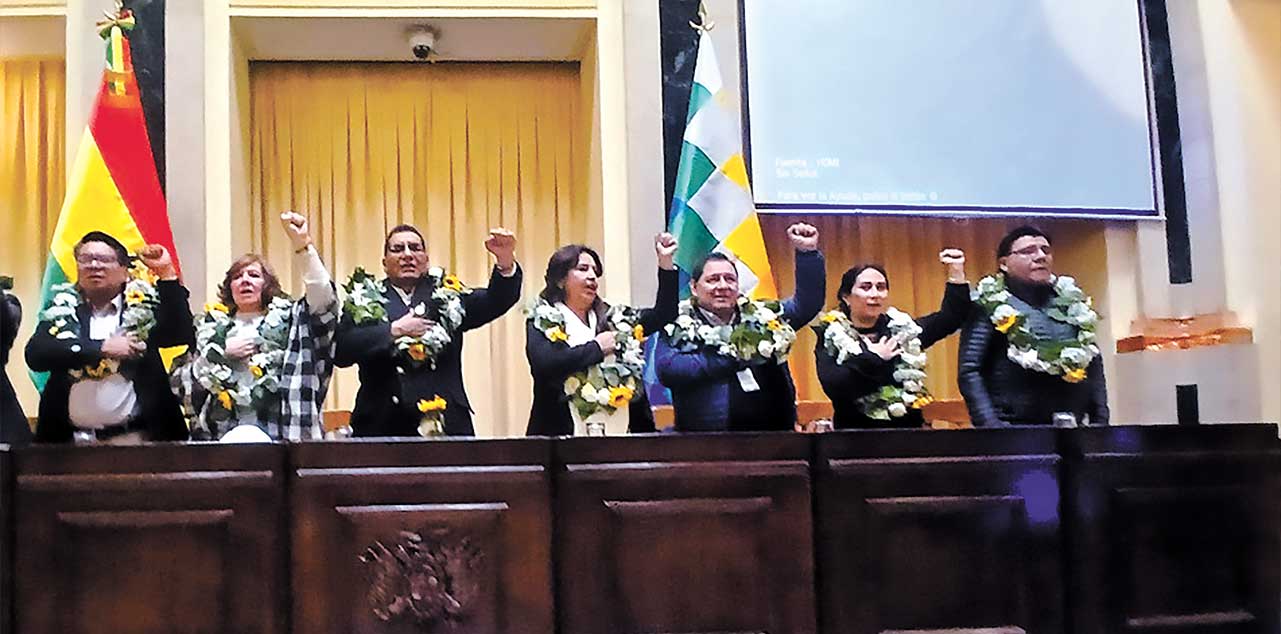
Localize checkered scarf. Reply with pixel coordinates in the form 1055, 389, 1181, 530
172, 293, 338, 441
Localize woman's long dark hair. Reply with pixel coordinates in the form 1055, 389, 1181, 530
836, 263, 889, 315
540, 244, 604, 305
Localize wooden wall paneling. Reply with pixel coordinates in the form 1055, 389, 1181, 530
555, 433, 818, 634
13, 443, 288, 634
289, 438, 555, 634
1062, 425, 1281, 634
815, 428, 1064, 634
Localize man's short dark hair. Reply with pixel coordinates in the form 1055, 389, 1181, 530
690, 252, 734, 282
384, 224, 426, 254
996, 225, 1052, 260
74, 231, 130, 266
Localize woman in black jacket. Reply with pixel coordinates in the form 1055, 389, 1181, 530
525, 234, 678, 436
814, 249, 970, 429
1, 281, 32, 446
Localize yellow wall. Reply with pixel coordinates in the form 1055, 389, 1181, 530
1202, 0, 1281, 423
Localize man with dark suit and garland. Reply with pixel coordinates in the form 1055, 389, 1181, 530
25, 232, 194, 444
336, 225, 521, 436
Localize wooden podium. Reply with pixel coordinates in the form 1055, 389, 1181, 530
0, 424, 1276, 634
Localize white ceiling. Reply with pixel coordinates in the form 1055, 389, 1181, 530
0, 16, 65, 58
233, 17, 593, 62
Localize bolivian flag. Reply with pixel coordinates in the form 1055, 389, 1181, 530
32, 10, 182, 390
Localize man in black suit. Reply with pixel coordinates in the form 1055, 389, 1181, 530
1, 278, 32, 446
25, 232, 194, 444
336, 225, 521, 436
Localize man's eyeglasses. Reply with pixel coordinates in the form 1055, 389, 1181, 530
387, 243, 425, 254
74, 253, 121, 266
1009, 244, 1052, 257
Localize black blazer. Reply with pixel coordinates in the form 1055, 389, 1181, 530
25, 280, 194, 443
815, 282, 971, 429
957, 279, 1109, 426
524, 268, 679, 436
1, 292, 31, 446
336, 265, 523, 437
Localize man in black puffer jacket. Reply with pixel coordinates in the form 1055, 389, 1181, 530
958, 226, 1109, 426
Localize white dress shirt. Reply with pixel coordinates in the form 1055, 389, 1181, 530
68, 293, 138, 428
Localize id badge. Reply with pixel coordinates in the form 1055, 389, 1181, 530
736, 368, 761, 392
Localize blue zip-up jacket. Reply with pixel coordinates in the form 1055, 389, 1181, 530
656, 249, 825, 432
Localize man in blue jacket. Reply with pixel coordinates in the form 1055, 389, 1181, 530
656, 222, 825, 432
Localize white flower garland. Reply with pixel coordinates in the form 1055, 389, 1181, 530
342, 266, 469, 369
818, 308, 933, 420
663, 296, 796, 364
41, 265, 160, 380
528, 299, 647, 418
973, 273, 1099, 383
193, 297, 293, 419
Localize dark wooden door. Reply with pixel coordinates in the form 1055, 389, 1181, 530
556, 433, 817, 634
289, 438, 555, 634
1062, 424, 1281, 634
816, 428, 1065, 634
13, 443, 287, 634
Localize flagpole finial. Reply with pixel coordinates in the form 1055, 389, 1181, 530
96, 2, 136, 40
690, 1, 715, 33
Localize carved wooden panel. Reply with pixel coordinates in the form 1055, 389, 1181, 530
815, 428, 1062, 634
13, 444, 286, 634
1064, 425, 1281, 634
289, 439, 554, 634
0, 447, 9, 634
556, 434, 816, 634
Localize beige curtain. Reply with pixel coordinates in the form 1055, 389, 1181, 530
249, 62, 588, 438
0, 58, 66, 420
760, 215, 1108, 403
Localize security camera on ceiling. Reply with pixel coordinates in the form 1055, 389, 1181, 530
407, 26, 439, 61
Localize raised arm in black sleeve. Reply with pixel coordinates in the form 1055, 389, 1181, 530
917, 282, 973, 349
460, 265, 523, 332
637, 268, 680, 335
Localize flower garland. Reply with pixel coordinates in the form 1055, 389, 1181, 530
663, 296, 796, 364
817, 310, 863, 364
529, 299, 647, 419
342, 266, 470, 369
818, 308, 933, 420
42, 262, 160, 380
973, 273, 1099, 383
193, 296, 294, 420
417, 395, 447, 436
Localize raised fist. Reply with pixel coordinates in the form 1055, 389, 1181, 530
786, 223, 819, 252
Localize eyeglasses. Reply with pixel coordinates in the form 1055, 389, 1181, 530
1009, 244, 1052, 257
74, 253, 121, 266
387, 243, 425, 254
